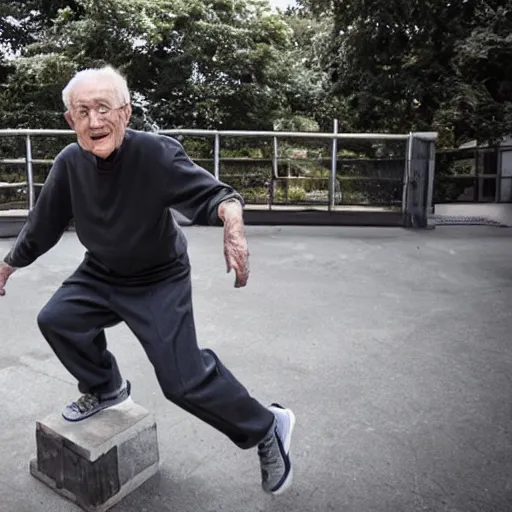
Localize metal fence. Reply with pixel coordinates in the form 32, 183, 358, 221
0, 126, 437, 226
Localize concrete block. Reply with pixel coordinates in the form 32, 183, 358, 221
29, 399, 159, 512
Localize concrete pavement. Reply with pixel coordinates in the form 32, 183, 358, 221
1, 224, 511, 512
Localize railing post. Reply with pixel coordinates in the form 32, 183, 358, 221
329, 119, 338, 211
426, 140, 436, 224
271, 136, 278, 210
402, 133, 436, 229
25, 135, 35, 210
402, 133, 413, 223
214, 133, 220, 180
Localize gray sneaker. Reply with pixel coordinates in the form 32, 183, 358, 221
258, 403, 296, 495
62, 380, 131, 422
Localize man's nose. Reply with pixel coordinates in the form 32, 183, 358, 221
88, 110, 104, 128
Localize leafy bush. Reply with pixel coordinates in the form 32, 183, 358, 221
288, 185, 307, 202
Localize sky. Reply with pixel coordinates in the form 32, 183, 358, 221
268, 0, 297, 10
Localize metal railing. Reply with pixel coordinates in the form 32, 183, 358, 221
0, 126, 438, 217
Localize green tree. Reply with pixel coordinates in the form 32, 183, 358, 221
0, 0, 298, 131
276, 7, 349, 133
298, 0, 512, 147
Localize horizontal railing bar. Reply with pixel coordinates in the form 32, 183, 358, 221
179, 157, 407, 164
163, 130, 414, 141
0, 157, 407, 165
5, 175, 403, 184
159, 129, 216, 137
0, 204, 403, 214
1, 156, 408, 166
0, 158, 54, 165
0, 182, 27, 188
0, 129, 76, 136
194, 158, 274, 163
337, 159, 406, 164
281, 158, 406, 163
0, 159, 25, 165
438, 174, 499, 179
283, 176, 402, 182
0, 182, 55, 188
222, 175, 402, 181
0, 128, 436, 141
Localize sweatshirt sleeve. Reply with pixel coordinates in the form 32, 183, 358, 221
3, 155, 73, 268
160, 137, 244, 226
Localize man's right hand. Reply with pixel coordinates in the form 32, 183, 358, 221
0, 262, 15, 297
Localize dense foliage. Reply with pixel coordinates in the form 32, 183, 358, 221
1, 0, 510, 144
297, 0, 512, 148
0, 0, 510, 207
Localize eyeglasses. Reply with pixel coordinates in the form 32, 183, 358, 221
72, 103, 128, 120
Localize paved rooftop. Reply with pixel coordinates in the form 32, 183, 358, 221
1, 224, 511, 512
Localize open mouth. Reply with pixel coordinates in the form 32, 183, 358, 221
90, 133, 109, 141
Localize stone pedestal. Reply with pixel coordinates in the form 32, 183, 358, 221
29, 399, 159, 512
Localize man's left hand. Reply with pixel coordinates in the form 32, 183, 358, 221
218, 199, 249, 288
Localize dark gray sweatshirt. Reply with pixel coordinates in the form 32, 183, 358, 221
3, 129, 243, 282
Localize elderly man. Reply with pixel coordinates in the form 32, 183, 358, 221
0, 65, 295, 495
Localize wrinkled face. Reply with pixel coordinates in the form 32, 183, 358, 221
64, 77, 132, 159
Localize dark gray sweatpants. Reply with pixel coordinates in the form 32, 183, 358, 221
36, 255, 274, 449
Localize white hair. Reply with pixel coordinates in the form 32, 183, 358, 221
62, 65, 131, 109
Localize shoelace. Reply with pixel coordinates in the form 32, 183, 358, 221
258, 434, 279, 466
72, 393, 100, 413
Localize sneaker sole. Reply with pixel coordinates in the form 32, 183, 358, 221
269, 405, 296, 496
62, 381, 132, 422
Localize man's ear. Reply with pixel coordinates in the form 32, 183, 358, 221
64, 111, 75, 130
